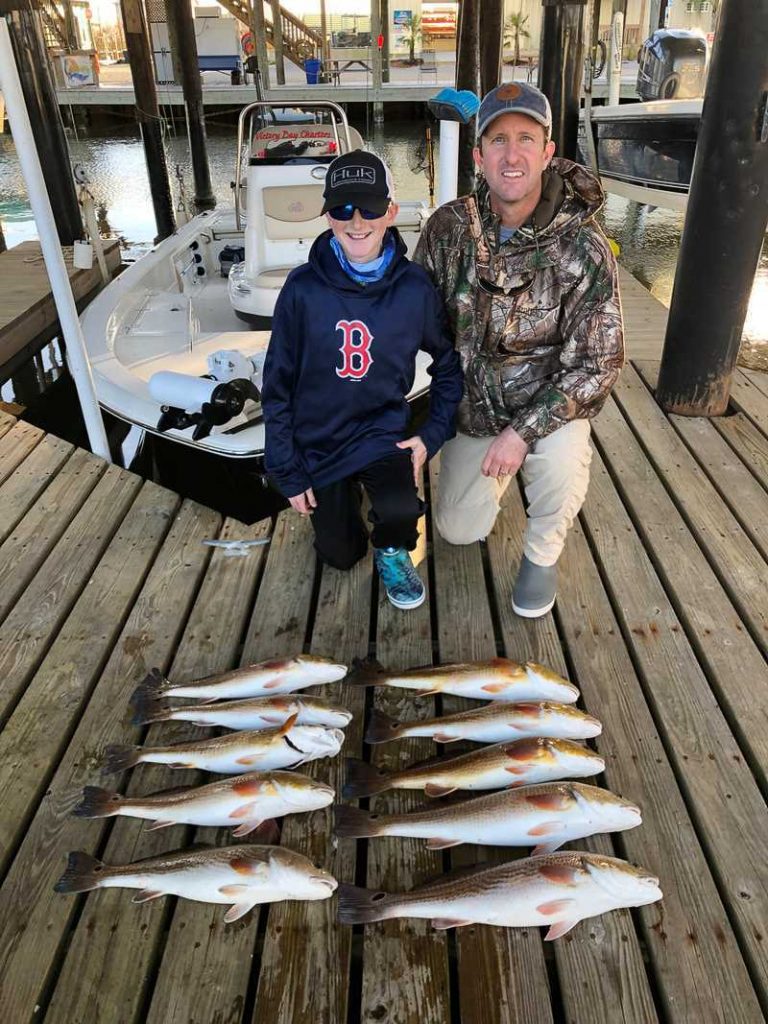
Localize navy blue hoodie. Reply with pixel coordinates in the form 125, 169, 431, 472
262, 228, 463, 498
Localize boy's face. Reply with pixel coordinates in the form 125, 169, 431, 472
326, 202, 399, 264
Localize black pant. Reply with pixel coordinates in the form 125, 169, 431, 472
311, 452, 425, 571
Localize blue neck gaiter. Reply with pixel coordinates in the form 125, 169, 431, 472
330, 231, 396, 287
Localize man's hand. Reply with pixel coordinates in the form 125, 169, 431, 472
481, 426, 529, 479
288, 488, 317, 515
396, 435, 428, 487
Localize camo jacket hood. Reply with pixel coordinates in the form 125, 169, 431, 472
413, 158, 624, 441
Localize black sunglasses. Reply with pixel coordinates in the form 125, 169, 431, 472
327, 204, 387, 221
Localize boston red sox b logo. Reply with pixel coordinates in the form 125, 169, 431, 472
335, 319, 374, 380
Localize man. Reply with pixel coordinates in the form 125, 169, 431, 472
413, 81, 624, 618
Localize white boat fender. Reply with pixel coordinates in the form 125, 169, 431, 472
148, 370, 261, 442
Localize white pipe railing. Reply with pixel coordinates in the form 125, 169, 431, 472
0, 17, 110, 462
437, 120, 460, 206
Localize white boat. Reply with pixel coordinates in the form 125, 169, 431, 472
584, 98, 702, 212
80, 101, 431, 461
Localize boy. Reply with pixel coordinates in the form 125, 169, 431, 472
262, 150, 462, 610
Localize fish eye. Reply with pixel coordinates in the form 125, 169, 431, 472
372, 892, 387, 902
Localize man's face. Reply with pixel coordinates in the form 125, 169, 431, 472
326, 203, 399, 264
473, 112, 556, 211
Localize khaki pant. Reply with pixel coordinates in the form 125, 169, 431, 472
434, 421, 592, 567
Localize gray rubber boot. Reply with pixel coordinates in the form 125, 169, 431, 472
512, 555, 557, 618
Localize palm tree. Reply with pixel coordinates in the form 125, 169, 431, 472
504, 12, 531, 66
400, 13, 423, 65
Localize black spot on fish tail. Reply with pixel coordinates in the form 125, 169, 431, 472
54, 851, 105, 893
337, 883, 394, 924
345, 656, 388, 688
129, 667, 168, 707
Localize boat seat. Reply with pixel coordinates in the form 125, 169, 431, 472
262, 184, 326, 241
252, 267, 296, 288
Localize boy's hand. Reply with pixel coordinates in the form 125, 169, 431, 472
288, 488, 317, 516
397, 436, 427, 486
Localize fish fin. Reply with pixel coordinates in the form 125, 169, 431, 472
416, 688, 441, 697
342, 758, 391, 799
73, 786, 122, 819
53, 851, 105, 894
424, 784, 456, 798
223, 901, 257, 924
260, 714, 286, 724
432, 732, 460, 743
425, 838, 463, 850
130, 694, 172, 726
277, 712, 299, 736
431, 918, 473, 930
143, 820, 175, 832
233, 819, 279, 842
101, 744, 142, 775
364, 708, 402, 745
481, 682, 509, 693
132, 889, 165, 903
129, 666, 168, 707
333, 804, 382, 839
538, 863, 579, 885
537, 898, 577, 917
168, 761, 197, 769
345, 656, 387, 688
526, 821, 565, 837
504, 766, 529, 776
262, 679, 283, 690
199, 697, 219, 705
545, 919, 579, 941
235, 757, 258, 766
337, 883, 393, 924
229, 801, 260, 820
218, 883, 250, 895
532, 842, 563, 856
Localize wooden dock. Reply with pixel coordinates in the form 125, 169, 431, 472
0, 240, 121, 381
0, 279, 767, 1022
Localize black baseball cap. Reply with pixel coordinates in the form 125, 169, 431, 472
321, 150, 393, 216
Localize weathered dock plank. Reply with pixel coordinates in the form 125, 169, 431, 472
0, 433, 73, 546
591, 395, 768, 789
44, 517, 265, 1024
487, 487, 660, 1024
0, 481, 179, 878
634, 361, 768, 561
0, 419, 46, 487
581, 444, 768, 997
0, 500, 220, 1023
142, 514, 313, 1024
557, 520, 763, 1023
0, 463, 141, 727
361, 489, 452, 1024
251, 541, 371, 1023
0, 446, 105, 627
430, 461, 554, 1024
611, 366, 768, 657
712, 411, 768, 493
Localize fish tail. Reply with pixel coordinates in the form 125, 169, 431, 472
342, 758, 392, 799
345, 656, 387, 688
364, 708, 402, 745
337, 883, 396, 924
102, 744, 142, 774
73, 786, 123, 819
129, 667, 169, 707
333, 804, 386, 839
130, 693, 172, 726
53, 851, 105, 893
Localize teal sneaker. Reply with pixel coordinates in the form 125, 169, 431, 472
374, 547, 425, 611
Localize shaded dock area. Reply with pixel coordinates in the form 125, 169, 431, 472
0, 240, 121, 380
0, 279, 767, 1021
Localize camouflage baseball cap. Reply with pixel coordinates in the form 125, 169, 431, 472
476, 82, 552, 137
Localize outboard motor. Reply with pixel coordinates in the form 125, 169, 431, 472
149, 350, 262, 441
636, 29, 708, 101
